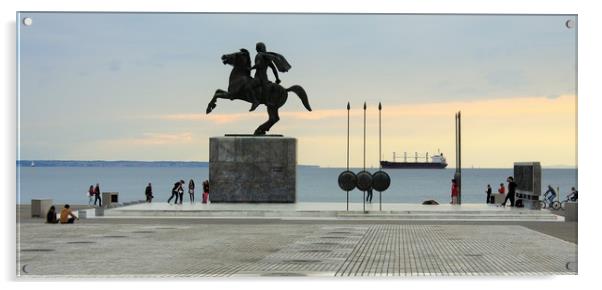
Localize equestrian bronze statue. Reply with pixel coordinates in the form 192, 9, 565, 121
206, 42, 311, 135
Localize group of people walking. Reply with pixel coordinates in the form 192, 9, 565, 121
87, 183, 102, 207
145, 179, 210, 205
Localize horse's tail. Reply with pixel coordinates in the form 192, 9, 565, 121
286, 85, 312, 111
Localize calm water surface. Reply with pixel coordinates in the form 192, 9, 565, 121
17, 167, 577, 204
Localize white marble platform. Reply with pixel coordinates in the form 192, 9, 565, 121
101, 202, 564, 222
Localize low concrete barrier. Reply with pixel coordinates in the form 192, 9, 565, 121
101, 192, 119, 208
78, 208, 95, 219
31, 199, 53, 218
565, 202, 578, 222
492, 194, 505, 205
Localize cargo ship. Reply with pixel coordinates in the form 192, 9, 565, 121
380, 151, 447, 169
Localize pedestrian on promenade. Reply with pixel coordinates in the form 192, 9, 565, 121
502, 176, 517, 207
59, 204, 79, 224
168, 180, 184, 204
145, 182, 153, 203
486, 184, 492, 204
46, 206, 59, 224
498, 183, 505, 194
366, 187, 373, 203
177, 180, 185, 204
93, 183, 102, 207
87, 185, 94, 206
202, 180, 209, 204
450, 179, 459, 205
188, 179, 195, 203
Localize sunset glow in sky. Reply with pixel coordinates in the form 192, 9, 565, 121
17, 13, 577, 168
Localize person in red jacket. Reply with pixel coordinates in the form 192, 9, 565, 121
498, 183, 506, 194
202, 180, 210, 204
450, 179, 459, 205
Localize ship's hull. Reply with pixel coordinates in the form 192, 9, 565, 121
380, 161, 447, 169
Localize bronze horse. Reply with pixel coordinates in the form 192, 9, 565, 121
206, 49, 311, 135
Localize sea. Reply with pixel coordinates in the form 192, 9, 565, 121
16, 161, 578, 205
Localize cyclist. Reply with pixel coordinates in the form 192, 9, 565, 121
567, 187, 578, 202
543, 185, 557, 205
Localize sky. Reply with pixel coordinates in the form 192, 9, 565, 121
17, 13, 577, 168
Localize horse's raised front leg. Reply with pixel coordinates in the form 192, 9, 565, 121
254, 106, 280, 135
206, 89, 229, 114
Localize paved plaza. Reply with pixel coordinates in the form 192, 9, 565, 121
17, 220, 577, 277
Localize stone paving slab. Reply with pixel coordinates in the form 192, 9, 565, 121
17, 222, 576, 278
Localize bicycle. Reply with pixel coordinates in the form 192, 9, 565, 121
560, 194, 578, 210
540, 188, 561, 210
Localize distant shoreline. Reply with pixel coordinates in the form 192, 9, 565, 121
16, 160, 321, 168
15, 160, 576, 170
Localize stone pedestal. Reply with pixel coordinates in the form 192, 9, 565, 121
514, 162, 542, 209
209, 136, 296, 203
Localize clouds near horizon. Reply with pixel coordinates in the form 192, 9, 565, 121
17, 13, 577, 167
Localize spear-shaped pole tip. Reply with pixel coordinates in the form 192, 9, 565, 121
347, 102, 350, 110
363, 102, 367, 110
378, 102, 382, 110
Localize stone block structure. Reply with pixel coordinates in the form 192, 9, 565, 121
209, 136, 296, 203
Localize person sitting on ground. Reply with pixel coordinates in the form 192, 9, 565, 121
59, 204, 79, 224
544, 185, 557, 205
567, 187, 578, 202
46, 206, 59, 224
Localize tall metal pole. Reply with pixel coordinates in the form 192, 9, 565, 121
346, 102, 350, 211
379, 102, 382, 211
363, 101, 366, 213
363, 102, 366, 171
458, 111, 462, 204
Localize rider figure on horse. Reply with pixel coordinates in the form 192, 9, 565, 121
247, 42, 291, 111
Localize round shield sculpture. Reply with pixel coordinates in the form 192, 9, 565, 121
356, 171, 373, 192
338, 170, 357, 191
372, 170, 391, 192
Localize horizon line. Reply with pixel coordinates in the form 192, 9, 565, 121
16, 159, 577, 169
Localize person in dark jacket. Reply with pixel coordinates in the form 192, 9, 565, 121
502, 176, 517, 207
93, 183, 102, 207
168, 180, 184, 204
202, 180, 210, 204
145, 182, 153, 203
46, 206, 59, 224
366, 187, 373, 203
188, 179, 195, 203
486, 184, 492, 204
